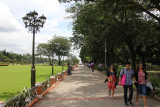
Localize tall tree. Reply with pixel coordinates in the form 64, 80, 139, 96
49, 36, 72, 65
59, 0, 160, 70
36, 43, 52, 65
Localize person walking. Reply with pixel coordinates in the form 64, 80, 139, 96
99, 63, 103, 72
89, 63, 91, 69
119, 62, 134, 106
91, 62, 94, 72
133, 63, 149, 107
106, 65, 117, 99
68, 63, 71, 75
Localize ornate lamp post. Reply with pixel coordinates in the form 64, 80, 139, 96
22, 10, 47, 87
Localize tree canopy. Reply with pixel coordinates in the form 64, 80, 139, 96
59, 0, 160, 70
36, 35, 72, 65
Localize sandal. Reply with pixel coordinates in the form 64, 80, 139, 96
136, 102, 139, 105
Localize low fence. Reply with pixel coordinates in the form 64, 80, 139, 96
0, 65, 78, 107
4, 86, 38, 107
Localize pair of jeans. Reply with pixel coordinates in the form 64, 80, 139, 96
123, 85, 133, 103
92, 68, 94, 72
137, 84, 146, 96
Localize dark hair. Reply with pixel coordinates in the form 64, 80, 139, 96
136, 63, 146, 73
110, 64, 116, 73
106, 64, 117, 76
125, 62, 131, 65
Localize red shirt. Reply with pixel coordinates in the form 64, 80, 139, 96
138, 70, 146, 85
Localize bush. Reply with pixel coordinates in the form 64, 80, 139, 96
113, 63, 118, 71
102, 66, 108, 71
95, 65, 99, 70
150, 77, 160, 88
157, 90, 160, 97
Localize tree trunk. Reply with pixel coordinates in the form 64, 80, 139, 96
58, 55, 61, 66
131, 52, 136, 71
142, 55, 146, 69
127, 43, 136, 71
40, 55, 42, 63
48, 56, 51, 65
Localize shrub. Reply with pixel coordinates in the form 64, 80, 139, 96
113, 63, 119, 71
150, 77, 160, 88
95, 65, 99, 70
157, 90, 160, 98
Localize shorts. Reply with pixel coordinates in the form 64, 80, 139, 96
137, 84, 146, 96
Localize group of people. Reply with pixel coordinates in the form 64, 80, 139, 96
106, 62, 149, 107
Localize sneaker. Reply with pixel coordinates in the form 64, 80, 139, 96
125, 102, 128, 106
124, 101, 128, 106
129, 101, 133, 106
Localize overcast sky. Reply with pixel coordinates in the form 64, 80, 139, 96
0, 0, 80, 60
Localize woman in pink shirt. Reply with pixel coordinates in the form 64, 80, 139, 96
133, 63, 149, 107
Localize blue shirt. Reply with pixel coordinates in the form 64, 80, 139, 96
120, 68, 134, 85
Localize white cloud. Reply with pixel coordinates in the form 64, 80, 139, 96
0, 31, 31, 53
47, 19, 60, 28
0, 0, 80, 60
0, 0, 66, 19
0, 2, 23, 32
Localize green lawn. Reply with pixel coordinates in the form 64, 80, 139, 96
0, 65, 67, 101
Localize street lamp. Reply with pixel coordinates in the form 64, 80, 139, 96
51, 43, 59, 75
51, 54, 54, 75
22, 10, 47, 87
60, 50, 64, 71
60, 50, 69, 71
62, 53, 65, 71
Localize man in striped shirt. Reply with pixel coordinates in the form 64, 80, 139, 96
119, 62, 135, 106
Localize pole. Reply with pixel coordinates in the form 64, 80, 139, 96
52, 55, 54, 75
22, 11, 47, 88
31, 27, 36, 87
105, 36, 106, 67
62, 55, 64, 71
68, 55, 69, 63
74, 56, 75, 65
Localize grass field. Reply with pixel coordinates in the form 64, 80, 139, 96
0, 65, 67, 101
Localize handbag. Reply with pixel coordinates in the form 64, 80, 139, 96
104, 78, 108, 83
146, 81, 153, 90
119, 69, 126, 86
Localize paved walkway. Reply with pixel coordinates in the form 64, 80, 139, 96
33, 65, 160, 107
